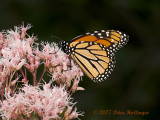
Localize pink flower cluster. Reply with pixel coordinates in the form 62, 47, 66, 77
0, 24, 37, 87
0, 83, 83, 120
35, 42, 84, 88
0, 24, 84, 119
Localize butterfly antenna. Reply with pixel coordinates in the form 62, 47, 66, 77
51, 35, 64, 41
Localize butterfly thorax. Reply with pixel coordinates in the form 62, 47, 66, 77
60, 41, 70, 54
60, 40, 76, 56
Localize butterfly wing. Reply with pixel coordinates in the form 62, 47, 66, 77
70, 42, 116, 82
70, 30, 129, 51
61, 30, 129, 82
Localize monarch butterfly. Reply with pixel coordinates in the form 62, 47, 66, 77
60, 30, 129, 82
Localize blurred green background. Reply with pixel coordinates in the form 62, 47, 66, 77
0, 0, 160, 120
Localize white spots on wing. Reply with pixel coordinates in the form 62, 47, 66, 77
106, 32, 109, 37
86, 32, 90, 35
94, 31, 98, 33
98, 33, 102, 36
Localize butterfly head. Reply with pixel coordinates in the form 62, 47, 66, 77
59, 40, 70, 54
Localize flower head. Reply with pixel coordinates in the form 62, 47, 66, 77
0, 24, 85, 120
0, 83, 83, 120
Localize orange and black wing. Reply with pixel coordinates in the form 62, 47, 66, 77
70, 30, 129, 51
60, 30, 129, 82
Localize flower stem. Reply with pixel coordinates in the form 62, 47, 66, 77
0, 84, 4, 102
20, 68, 25, 78
32, 71, 37, 86
25, 68, 27, 80
37, 67, 46, 85
8, 71, 16, 88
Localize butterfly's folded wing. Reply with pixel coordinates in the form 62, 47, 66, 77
70, 30, 128, 82
62, 30, 129, 82
70, 41, 115, 82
